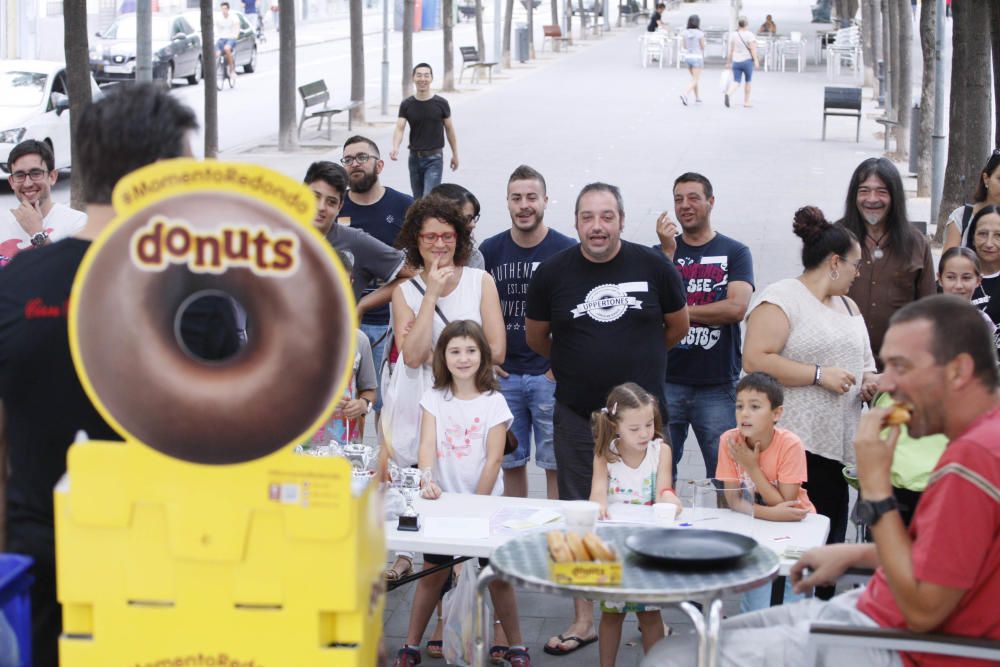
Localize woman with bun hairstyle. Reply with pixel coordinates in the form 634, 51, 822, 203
962, 204, 1000, 354
943, 150, 1000, 252
743, 206, 878, 599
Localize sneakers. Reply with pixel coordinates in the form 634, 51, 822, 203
506, 647, 532, 667
393, 647, 421, 666
680, 94, 688, 106
724, 93, 730, 107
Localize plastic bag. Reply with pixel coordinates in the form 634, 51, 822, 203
442, 561, 477, 666
719, 67, 733, 92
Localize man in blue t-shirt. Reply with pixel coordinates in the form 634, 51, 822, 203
335, 135, 415, 413
480, 165, 576, 501
656, 172, 754, 479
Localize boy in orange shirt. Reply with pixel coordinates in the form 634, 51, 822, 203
716, 371, 815, 612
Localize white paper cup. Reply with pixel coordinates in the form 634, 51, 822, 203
653, 502, 678, 524
561, 500, 599, 534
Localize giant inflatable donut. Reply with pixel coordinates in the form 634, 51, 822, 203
70, 161, 355, 465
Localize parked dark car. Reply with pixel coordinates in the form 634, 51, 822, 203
89, 14, 203, 86
181, 10, 258, 74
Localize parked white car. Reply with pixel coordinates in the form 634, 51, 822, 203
0, 60, 101, 177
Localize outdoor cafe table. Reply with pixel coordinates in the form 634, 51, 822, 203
478, 524, 780, 667
385, 492, 830, 576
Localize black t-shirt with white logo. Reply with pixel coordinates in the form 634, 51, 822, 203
526, 240, 686, 418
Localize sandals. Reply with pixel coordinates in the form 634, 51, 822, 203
425, 640, 443, 659
489, 645, 509, 664
383, 555, 413, 582
543, 633, 598, 655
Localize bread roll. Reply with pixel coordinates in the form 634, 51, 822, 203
884, 401, 912, 426
565, 531, 590, 561
583, 532, 616, 562
547, 530, 573, 563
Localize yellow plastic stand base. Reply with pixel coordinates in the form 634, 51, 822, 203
56, 442, 384, 665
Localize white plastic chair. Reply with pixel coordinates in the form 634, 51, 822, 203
639, 34, 665, 69
779, 33, 805, 73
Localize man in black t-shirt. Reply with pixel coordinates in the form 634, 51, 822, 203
526, 182, 688, 656
648, 2, 666, 31
0, 84, 200, 667
390, 63, 460, 198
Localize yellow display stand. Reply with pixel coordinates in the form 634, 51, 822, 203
55, 161, 384, 665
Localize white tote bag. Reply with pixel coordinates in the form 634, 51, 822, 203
380, 351, 433, 467
719, 67, 733, 91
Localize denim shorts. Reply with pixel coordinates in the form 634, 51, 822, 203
732, 58, 754, 83
499, 372, 557, 470
684, 55, 704, 68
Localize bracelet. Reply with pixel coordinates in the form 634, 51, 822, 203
813, 365, 822, 386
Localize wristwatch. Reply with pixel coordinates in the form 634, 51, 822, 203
29, 230, 49, 247
856, 496, 898, 526
361, 397, 373, 413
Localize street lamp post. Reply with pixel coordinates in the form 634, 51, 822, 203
494, 0, 502, 70
929, 0, 946, 229
136, 0, 152, 82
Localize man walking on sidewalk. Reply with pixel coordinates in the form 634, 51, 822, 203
656, 172, 754, 480
390, 63, 459, 197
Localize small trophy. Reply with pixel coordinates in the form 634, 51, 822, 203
341, 443, 375, 477
396, 467, 425, 532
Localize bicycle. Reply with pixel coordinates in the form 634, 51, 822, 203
216, 49, 235, 91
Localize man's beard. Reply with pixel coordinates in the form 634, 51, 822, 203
862, 208, 884, 226
351, 170, 378, 193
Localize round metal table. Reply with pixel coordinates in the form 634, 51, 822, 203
475, 524, 779, 667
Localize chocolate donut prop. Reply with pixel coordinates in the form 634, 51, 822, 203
69, 160, 355, 465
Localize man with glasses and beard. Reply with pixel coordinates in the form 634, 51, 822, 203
335, 135, 415, 415
1, 140, 86, 266
839, 158, 935, 368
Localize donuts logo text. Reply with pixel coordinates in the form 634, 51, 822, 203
130, 216, 300, 276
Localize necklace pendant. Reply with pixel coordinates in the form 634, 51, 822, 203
873, 248, 884, 260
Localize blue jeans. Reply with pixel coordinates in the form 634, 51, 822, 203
665, 381, 737, 481
408, 152, 444, 197
498, 373, 557, 471
361, 322, 389, 412
732, 59, 754, 83
740, 576, 805, 613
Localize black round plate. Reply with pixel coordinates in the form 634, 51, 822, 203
625, 528, 757, 568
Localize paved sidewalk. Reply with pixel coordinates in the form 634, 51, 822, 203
251, 0, 890, 663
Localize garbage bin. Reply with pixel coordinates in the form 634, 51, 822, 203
909, 104, 920, 175
422, 0, 440, 30
394, 0, 423, 31
515, 23, 529, 62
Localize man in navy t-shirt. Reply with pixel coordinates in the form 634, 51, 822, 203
656, 172, 754, 479
480, 165, 576, 501
336, 135, 415, 413
527, 182, 688, 656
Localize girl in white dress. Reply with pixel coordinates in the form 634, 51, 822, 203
589, 383, 682, 667
394, 320, 531, 667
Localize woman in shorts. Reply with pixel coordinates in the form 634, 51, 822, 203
680, 14, 705, 105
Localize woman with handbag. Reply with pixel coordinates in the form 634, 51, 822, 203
381, 194, 506, 654
724, 17, 760, 108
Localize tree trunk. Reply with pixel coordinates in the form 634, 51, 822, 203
443, 0, 455, 90
861, 0, 875, 88
870, 0, 883, 101
881, 0, 891, 111
502, 0, 514, 67
551, 0, 558, 26
199, 0, 218, 158
916, 0, 934, 195
278, 0, 298, 151
349, 0, 365, 123
892, 0, 912, 160
835, 0, 848, 26
403, 0, 414, 96
475, 0, 486, 56
63, 0, 93, 210
937, 0, 992, 241
885, 0, 899, 150
991, 0, 1000, 149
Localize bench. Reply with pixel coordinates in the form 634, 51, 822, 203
617, 4, 650, 27
822, 86, 861, 142
297, 80, 362, 140
458, 46, 497, 84
542, 24, 572, 52
457, 3, 477, 21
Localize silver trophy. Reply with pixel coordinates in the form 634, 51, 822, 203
396, 467, 425, 531
342, 443, 375, 477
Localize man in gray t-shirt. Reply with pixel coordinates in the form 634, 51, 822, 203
303, 161, 413, 311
